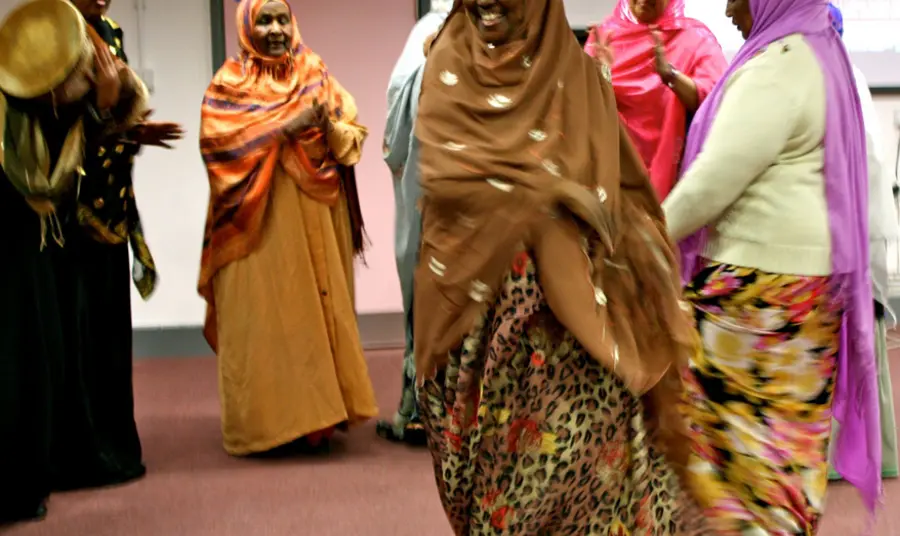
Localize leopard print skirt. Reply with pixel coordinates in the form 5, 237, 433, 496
419, 251, 708, 535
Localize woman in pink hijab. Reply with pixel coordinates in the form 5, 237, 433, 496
585, 0, 727, 200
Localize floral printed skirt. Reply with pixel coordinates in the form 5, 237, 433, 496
683, 261, 841, 535
419, 251, 707, 535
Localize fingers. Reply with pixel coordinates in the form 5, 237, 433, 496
160, 122, 185, 135
95, 60, 122, 109
135, 122, 185, 146
601, 30, 613, 47
142, 121, 184, 132
155, 129, 184, 141
94, 50, 113, 73
96, 59, 117, 84
145, 137, 175, 149
587, 30, 614, 64
315, 103, 331, 128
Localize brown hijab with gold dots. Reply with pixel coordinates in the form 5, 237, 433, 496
414, 0, 697, 469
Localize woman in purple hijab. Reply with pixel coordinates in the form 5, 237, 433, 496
662, 0, 880, 532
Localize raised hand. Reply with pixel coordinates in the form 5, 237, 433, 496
588, 26, 614, 66
285, 99, 330, 137
131, 110, 184, 149
94, 47, 123, 110
651, 29, 674, 82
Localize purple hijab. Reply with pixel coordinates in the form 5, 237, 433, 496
677, 0, 881, 515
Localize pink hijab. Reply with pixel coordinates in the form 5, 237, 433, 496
585, 0, 726, 200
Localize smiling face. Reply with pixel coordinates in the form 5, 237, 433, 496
725, 0, 753, 39
70, 0, 110, 21
252, 1, 292, 57
463, 0, 526, 46
628, 0, 670, 23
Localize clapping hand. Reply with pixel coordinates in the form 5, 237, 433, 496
588, 26, 614, 66
286, 99, 330, 137
651, 29, 674, 82
94, 48, 124, 110
130, 110, 184, 149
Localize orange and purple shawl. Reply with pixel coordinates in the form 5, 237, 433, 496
198, 0, 365, 349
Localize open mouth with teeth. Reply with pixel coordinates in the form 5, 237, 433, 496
473, 4, 510, 42
479, 10, 505, 27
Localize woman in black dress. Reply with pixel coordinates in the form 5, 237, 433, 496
0, 0, 178, 523
62, 0, 182, 490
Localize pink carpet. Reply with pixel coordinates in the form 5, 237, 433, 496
4, 348, 899, 535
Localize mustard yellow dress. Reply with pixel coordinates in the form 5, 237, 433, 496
211, 125, 378, 456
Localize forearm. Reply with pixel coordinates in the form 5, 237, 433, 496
661, 174, 722, 241
665, 71, 699, 112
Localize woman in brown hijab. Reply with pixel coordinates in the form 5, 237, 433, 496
414, 0, 707, 533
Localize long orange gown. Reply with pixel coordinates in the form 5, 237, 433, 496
211, 122, 378, 456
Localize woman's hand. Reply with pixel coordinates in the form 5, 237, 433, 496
651, 30, 674, 82
285, 100, 330, 137
94, 49, 124, 110
588, 26, 614, 66
130, 111, 184, 148
651, 29, 700, 110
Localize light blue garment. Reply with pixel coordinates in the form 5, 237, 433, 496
385, 63, 425, 363
387, 12, 447, 108
378, 12, 445, 439
384, 11, 445, 359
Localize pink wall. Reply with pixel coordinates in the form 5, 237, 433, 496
220, 0, 416, 314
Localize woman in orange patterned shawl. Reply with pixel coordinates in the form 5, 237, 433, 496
198, 0, 377, 456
